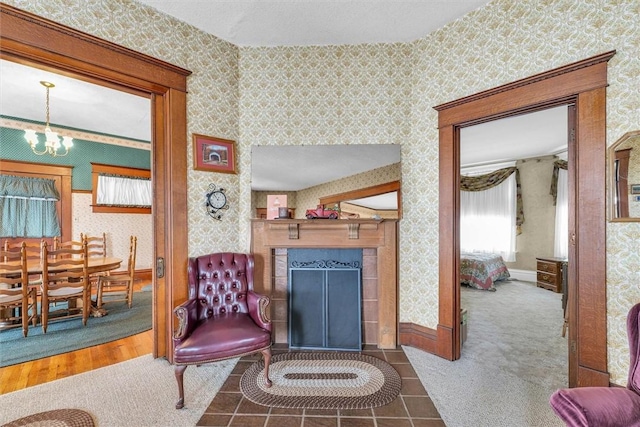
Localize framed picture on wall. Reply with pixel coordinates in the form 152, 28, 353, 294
192, 134, 237, 174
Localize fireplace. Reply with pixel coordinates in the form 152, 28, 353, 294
288, 249, 362, 351
251, 219, 398, 349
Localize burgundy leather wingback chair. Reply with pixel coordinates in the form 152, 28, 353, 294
173, 252, 272, 409
550, 302, 640, 426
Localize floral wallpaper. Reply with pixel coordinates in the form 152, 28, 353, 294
407, 0, 639, 385
5, 0, 639, 385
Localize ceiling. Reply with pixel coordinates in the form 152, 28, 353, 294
0, 60, 151, 142
0, 1, 567, 202
135, 0, 492, 47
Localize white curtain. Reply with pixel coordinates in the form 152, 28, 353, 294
97, 175, 152, 207
554, 168, 569, 258
460, 173, 517, 262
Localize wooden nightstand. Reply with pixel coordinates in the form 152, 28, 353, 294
536, 257, 565, 293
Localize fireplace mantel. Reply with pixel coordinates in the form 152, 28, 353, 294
251, 219, 398, 349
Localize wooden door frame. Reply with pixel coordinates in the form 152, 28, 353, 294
0, 4, 191, 361
434, 51, 614, 387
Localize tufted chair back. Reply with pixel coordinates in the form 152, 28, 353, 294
188, 252, 253, 320
173, 252, 272, 410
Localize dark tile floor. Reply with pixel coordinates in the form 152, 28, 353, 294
197, 345, 446, 427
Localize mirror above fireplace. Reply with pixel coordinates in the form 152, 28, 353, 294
251, 144, 401, 218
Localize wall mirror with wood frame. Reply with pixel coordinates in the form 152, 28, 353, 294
251, 144, 401, 219
609, 130, 640, 221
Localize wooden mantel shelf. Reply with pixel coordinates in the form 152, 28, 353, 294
251, 218, 398, 348
251, 218, 389, 243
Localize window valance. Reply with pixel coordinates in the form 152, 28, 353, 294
461, 167, 524, 232
550, 160, 568, 205
0, 175, 60, 201
96, 175, 152, 208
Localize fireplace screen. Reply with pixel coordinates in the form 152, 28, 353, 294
289, 262, 362, 351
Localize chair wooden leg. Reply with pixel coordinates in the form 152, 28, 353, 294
30, 290, 38, 327
82, 292, 89, 326
41, 297, 48, 334
21, 302, 28, 338
127, 279, 134, 308
175, 365, 187, 409
262, 347, 272, 387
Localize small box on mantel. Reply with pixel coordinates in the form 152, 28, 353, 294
266, 195, 287, 219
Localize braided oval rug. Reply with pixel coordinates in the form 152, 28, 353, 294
239, 352, 401, 409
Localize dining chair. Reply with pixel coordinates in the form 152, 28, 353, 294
0, 242, 38, 337
53, 236, 85, 252
80, 232, 109, 290
3, 239, 44, 286
81, 232, 107, 258
96, 235, 136, 309
40, 240, 90, 333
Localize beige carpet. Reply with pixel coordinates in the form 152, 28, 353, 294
0, 354, 236, 427
405, 280, 567, 427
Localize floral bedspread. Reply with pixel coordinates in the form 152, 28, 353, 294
460, 252, 511, 291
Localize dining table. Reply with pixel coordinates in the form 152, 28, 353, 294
0, 256, 123, 322
0, 256, 122, 278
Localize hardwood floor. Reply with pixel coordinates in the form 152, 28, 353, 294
0, 279, 154, 395
0, 330, 153, 394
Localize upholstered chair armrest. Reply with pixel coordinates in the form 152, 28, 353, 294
550, 386, 640, 427
173, 298, 199, 345
247, 290, 271, 332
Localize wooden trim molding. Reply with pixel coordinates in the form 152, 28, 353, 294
320, 181, 401, 205
1, 4, 191, 361
416, 51, 614, 388
399, 322, 438, 354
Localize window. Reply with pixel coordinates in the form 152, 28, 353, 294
0, 174, 61, 237
460, 172, 517, 262
91, 163, 151, 214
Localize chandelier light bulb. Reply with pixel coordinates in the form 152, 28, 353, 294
23, 80, 73, 157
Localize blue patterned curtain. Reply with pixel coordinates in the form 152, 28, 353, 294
0, 175, 61, 238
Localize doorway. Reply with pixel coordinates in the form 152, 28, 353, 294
435, 51, 614, 387
458, 106, 570, 386
0, 4, 191, 361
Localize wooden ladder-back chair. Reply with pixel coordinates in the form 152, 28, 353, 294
96, 235, 136, 309
53, 236, 85, 251
0, 243, 38, 337
40, 240, 90, 333
81, 232, 107, 258
80, 232, 108, 289
3, 239, 44, 286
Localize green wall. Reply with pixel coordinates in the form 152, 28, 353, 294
0, 126, 150, 190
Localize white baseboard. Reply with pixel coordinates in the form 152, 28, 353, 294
508, 269, 536, 283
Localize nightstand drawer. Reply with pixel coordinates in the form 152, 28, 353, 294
537, 261, 558, 275
537, 272, 556, 285
536, 257, 565, 293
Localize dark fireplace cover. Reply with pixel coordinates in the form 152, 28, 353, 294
288, 249, 362, 351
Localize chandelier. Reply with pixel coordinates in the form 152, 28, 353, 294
24, 81, 73, 157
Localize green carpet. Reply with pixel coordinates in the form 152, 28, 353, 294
0, 290, 152, 367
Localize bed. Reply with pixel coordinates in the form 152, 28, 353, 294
460, 252, 511, 291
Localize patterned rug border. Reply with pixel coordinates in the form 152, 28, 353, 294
240, 352, 402, 410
